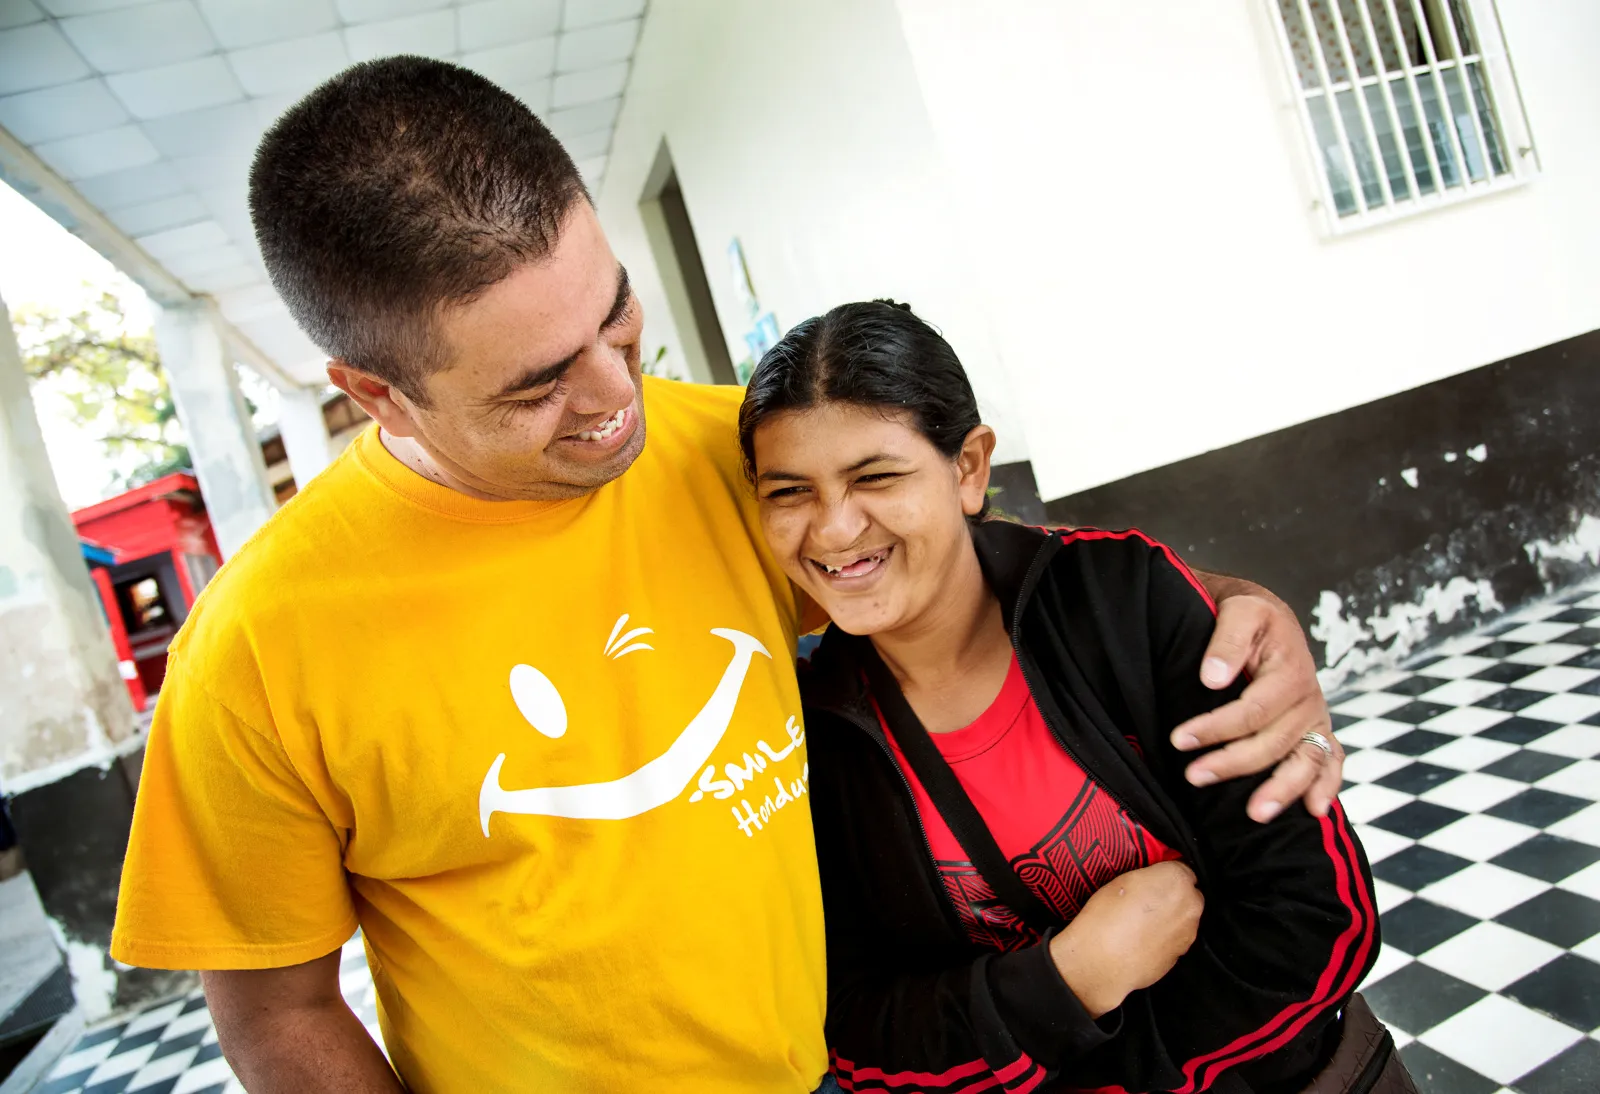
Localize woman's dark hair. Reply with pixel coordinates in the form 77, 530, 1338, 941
737, 300, 985, 503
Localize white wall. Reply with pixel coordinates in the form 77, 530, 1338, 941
594, 0, 1031, 464
894, 0, 1600, 500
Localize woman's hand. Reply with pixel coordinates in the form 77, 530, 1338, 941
1048, 861, 1203, 1019
1178, 575, 1345, 823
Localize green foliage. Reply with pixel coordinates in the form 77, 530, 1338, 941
16, 292, 189, 488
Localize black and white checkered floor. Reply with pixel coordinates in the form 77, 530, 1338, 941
27, 582, 1600, 1094
1336, 582, 1600, 1094
32, 936, 377, 1094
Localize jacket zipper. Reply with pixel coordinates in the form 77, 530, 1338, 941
1008, 542, 1163, 859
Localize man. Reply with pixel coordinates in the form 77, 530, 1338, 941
112, 57, 1343, 1093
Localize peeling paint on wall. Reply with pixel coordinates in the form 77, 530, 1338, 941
1312, 577, 1503, 691
49, 917, 117, 1021
1525, 514, 1600, 590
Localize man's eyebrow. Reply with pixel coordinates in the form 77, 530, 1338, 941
487, 267, 634, 400
600, 266, 632, 330
757, 453, 904, 483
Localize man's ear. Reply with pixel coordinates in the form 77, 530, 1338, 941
957, 424, 997, 518
328, 360, 422, 438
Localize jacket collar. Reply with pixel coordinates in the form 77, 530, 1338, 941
801, 520, 1062, 723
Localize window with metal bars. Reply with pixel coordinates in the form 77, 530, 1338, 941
1268, 0, 1536, 229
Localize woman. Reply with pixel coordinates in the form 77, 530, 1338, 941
738, 302, 1404, 1094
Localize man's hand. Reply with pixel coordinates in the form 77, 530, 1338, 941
1049, 862, 1203, 1018
1177, 573, 1344, 823
203, 948, 403, 1093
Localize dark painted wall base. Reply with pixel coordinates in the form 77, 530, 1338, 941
7, 748, 186, 1013
988, 460, 1048, 527
1043, 328, 1600, 681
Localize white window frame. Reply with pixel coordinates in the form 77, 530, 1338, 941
1264, 0, 1539, 234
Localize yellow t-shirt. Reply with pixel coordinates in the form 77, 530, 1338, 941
111, 378, 828, 1093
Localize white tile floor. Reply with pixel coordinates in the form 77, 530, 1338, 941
28, 581, 1600, 1094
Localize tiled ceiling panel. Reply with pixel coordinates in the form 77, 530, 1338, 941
0, 0, 644, 384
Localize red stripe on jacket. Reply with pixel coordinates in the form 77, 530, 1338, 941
1048, 527, 1218, 612
832, 1050, 1044, 1093
1182, 800, 1375, 1090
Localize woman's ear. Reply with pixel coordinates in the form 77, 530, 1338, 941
957, 425, 997, 517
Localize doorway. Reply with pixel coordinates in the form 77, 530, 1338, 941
638, 141, 737, 385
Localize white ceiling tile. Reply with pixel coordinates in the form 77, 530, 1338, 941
573, 154, 603, 186
544, 96, 617, 141
460, 36, 554, 87
458, 0, 560, 53
108, 55, 243, 119
0, 22, 91, 95
561, 0, 643, 31
501, 77, 550, 114
550, 60, 626, 109
34, 122, 158, 179
0, 77, 128, 142
343, 9, 454, 62
73, 160, 184, 207
180, 260, 259, 292
38, 0, 166, 14
215, 282, 285, 323
555, 17, 636, 72
139, 100, 256, 158
237, 314, 322, 373
135, 218, 228, 260
227, 30, 349, 96
105, 192, 208, 236
169, 146, 251, 189
335, 0, 447, 24
560, 125, 610, 160
196, 184, 255, 243
161, 241, 247, 278
0, 0, 45, 31
251, 91, 302, 130
199, 0, 337, 49
59, 0, 216, 74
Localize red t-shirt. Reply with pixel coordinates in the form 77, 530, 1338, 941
880, 654, 1181, 952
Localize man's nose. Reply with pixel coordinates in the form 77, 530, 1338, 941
566, 342, 635, 416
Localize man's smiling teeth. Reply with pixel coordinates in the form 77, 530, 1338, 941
575, 408, 627, 442
813, 548, 890, 577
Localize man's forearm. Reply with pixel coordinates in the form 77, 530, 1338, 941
208, 992, 402, 1093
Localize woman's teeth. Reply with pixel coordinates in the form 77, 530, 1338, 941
814, 549, 890, 578
576, 408, 627, 442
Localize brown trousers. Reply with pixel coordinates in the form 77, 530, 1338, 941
1300, 994, 1418, 1094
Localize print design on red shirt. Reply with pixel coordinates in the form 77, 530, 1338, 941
937, 778, 1164, 952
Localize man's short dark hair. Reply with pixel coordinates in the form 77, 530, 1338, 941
249, 55, 590, 402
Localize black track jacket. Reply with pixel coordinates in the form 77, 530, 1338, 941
802, 521, 1378, 1094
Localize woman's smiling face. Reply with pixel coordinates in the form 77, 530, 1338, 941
752, 401, 993, 637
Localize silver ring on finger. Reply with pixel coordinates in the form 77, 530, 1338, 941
1299, 730, 1334, 760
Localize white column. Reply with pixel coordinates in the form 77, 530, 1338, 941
0, 288, 146, 1019
154, 305, 276, 557
278, 385, 333, 490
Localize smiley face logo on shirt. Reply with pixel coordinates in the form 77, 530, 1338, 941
478, 614, 772, 835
